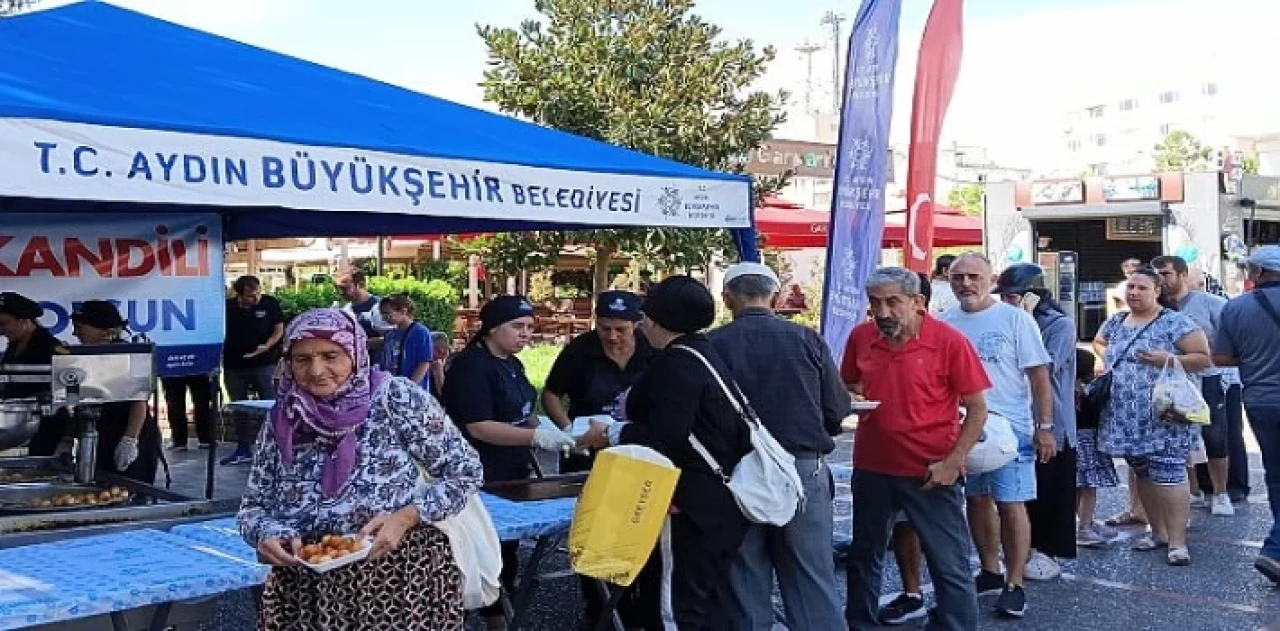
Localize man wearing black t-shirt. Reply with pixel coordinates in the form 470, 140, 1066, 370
220, 275, 284, 465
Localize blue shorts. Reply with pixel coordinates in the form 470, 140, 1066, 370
965, 430, 1037, 503
1126, 452, 1189, 486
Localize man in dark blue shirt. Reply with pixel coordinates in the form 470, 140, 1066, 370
708, 262, 850, 631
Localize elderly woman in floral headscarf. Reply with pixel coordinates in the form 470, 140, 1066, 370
238, 309, 483, 630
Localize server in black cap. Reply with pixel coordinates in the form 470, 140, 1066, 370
69, 300, 162, 484
440, 294, 576, 630
542, 290, 652, 472
579, 276, 752, 630
0, 292, 71, 455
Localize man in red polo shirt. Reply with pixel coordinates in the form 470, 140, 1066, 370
842, 267, 990, 631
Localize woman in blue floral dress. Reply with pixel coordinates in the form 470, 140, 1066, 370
239, 309, 484, 630
1093, 267, 1211, 566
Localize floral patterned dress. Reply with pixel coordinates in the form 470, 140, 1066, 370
1097, 309, 1203, 458
239, 376, 484, 630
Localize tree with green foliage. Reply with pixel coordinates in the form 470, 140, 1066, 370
0, 1, 35, 16
478, 0, 788, 293
946, 183, 984, 217
1153, 130, 1211, 172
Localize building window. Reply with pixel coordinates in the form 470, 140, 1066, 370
1203, 82, 1218, 96
1087, 105, 1105, 118
1159, 91, 1179, 104
1159, 123, 1173, 136
1067, 139, 1082, 151
1094, 134, 1107, 147
1119, 99, 1138, 111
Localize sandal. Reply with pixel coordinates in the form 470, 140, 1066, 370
1167, 547, 1191, 566
1105, 511, 1147, 527
1132, 533, 1168, 551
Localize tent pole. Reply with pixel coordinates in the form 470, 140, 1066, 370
376, 237, 385, 276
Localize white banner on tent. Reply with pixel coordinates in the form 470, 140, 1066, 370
0, 118, 751, 229
1, 213, 226, 377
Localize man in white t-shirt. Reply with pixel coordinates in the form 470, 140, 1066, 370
940, 253, 1054, 619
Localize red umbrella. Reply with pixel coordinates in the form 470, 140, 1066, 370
755, 203, 981, 249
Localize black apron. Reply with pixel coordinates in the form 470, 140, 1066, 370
88, 401, 162, 485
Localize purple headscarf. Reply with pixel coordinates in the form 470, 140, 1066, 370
270, 308, 388, 497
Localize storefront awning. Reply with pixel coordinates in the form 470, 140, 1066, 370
1020, 202, 1165, 221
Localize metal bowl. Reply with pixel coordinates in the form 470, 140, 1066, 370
0, 400, 42, 452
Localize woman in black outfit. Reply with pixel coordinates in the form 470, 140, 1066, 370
581, 276, 752, 630
0, 292, 69, 456
68, 301, 163, 484
440, 295, 576, 631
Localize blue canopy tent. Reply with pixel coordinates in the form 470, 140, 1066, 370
0, 1, 758, 253
0, 1, 758, 379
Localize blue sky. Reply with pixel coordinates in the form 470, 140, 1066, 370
38, 0, 1239, 168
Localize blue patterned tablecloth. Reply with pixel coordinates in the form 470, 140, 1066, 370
479, 493, 576, 541
0, 529, 268, 630
169, 519, 259, 565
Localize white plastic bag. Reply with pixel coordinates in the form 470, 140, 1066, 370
967, 411, 1018, 475
433, 492, 503, 609
1153, 357, 1210, 425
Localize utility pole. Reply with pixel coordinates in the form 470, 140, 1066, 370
796, 40, 824, 115
820, 10, 847, 114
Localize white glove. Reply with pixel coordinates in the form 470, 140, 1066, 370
530, 425, 576, 452
115, 436, 139, 471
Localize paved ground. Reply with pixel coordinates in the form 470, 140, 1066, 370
169, 430, 1280, 631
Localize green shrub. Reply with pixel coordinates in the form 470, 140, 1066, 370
366, 277, 460, 334
274, 276, 461, 335
517, 344, 562, 393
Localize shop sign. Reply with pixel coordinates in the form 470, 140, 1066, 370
1030, 180, 1084, 205
732, 140, 839, 179
1102, 175, 1160, 202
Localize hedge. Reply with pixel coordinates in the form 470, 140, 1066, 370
274, 277, 460, 335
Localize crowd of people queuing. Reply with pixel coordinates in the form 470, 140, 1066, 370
26, 245, 1265, 629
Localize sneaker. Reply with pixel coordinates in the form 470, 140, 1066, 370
1025, 550, 1062, 580
219, 449, 254, 466
1212, 494, 1236, 516
1255, 555, 1280, 584
1077, 526, 1109, 548
994, 584, 1027, 618
1167, 546, 1191, 566
1190, 491, 1208, 508
878, 592, 927, 625
975, 570, 1005, 597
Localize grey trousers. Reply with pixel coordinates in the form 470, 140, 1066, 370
846, 469, 978, 631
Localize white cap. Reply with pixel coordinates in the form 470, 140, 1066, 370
723, 262, 780, 288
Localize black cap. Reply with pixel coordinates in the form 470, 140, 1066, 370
477, 295, 535, 338
595, 291, 642, 322
71, 300, 127, 330
0, 292, 42, 320
642, 276, 715, 335
993, 264, 1048, 295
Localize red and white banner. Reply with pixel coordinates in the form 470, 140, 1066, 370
904, 0, 964, 273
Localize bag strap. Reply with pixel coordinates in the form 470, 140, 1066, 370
671, 344, 753, 483
1255, 291, 1280, 329
1113, 311, 1164, 364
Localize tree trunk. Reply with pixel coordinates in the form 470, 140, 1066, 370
593, 246, 615, 297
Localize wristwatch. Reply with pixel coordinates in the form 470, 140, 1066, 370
1036, 423, 1054, 431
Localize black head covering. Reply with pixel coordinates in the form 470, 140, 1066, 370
71, 300, 128, 330
0, 292, 42, 320
595, 290, 642, 322
475, 295, 535, 340
642, 276, 715, 334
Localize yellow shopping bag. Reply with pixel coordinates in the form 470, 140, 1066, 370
568, 445, 680, 587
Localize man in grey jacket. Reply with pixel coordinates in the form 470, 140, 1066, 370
709, 262, 850, 631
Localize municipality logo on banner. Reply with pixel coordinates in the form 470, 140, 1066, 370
820, 0, 903, 366
1, 213, 226, 377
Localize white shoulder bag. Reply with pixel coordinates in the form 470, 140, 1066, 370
381, 384, 502, 610
672, 345, 805, 527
